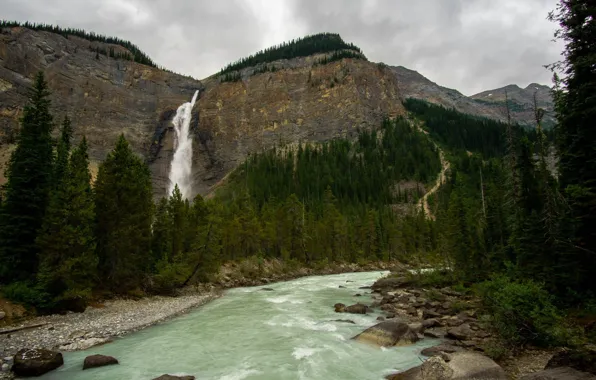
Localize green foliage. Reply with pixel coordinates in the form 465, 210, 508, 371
478, 276, 579, 347
481, 340, 511, 361
95, 135, 153, 293
0, 282, 48, 309
1, 20, 157, 68
0, 72, 54, 283
36, 137, 97, 311
218, 33, 365, 75
315, 50, 368, 65
549, 0, 596, 295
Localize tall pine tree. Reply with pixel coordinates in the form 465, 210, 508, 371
0, 72, 54, 283
549, 0, 596, 293
37, 137, 97, 311
95, 135, 153, 293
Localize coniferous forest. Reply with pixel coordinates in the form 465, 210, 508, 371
0, 0, 594, 355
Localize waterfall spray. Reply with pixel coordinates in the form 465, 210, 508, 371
168, 90, 199, 199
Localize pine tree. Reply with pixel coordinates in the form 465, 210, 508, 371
151, 197, 171, 269
0, 72, 54, 283
37, 137, 98, 311
549, 0, 596, 294
53, 116, 73, 188
95, 135, 153, 292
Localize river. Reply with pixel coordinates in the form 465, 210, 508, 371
41, 271, 438, 380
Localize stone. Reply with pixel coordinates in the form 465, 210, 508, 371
408, 322, 424, 334
546, 348, 596, 375
260, 288, 274, 291
339, 285, 346, 288
424, 328, 447, 339
423, 309, 442, 319
334, 303, 346, 312
354, 294, 362, 297
359, 286, 372, 289
333, 319, 356, 324
12, 348, 64, 377
152, 375, 195, 380
371, 277, 413, 291
82, 354, 119, 370
377, 316, 386, 321
447, 323, 474, 340
386, 313, 396, 319
387, 351, 507, 380
422, 319, 439, 329
353, 321, 419, 347
0, 311, 5, 320
421, 343, 463, 357
521, 367, 596, 380
344, 303, 369, 314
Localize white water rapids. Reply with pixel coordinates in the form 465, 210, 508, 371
168, 90, 199, 199
40, 272, 438, 380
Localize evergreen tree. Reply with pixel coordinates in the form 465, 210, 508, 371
53, 116, 73, 188
36, 137, 97, 311
0, 72, 54, 283
95, 135, 153, 292
549, 0, 596, 293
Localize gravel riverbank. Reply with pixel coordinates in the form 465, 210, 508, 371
0, 290, 220, 378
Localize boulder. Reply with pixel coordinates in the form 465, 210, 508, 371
372, 277, 412, 291
354, 293, 362, 297
386, 313, 396, 319
334, 303, 346, 312
424, 328, 447, 339
546, 348, 596, 375
447, 323, 474, 340
387, 351, 506, 380
152, 375, 195, 380
408, 322, 425, 334
377, 316, 386, 321
82, 354, 119, 370
423, 309, 443, 319
0, 311, 5, 320
260, 288, 274, 291
12, 348, 63, 377
521, 367, 596, 380
421, 343, 463, 357
353, 321, 419, 347
345, 303, 369, 314
422, 319, 440, 329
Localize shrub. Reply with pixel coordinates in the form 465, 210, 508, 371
1, 281, 50, 309
151, 260, 191, 295
478, 276, 580, 347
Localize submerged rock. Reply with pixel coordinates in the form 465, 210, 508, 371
353, 321, 419, 347
334, 303, 369, 314
333, 319, 356, 324
260, 288, 275, 291
334, 303, 346, 312
12, 348, 63, 377
153, 375, 195, 380
83, 354, 119, 370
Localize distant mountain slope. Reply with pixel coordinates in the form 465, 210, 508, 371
392, 66, 555, 128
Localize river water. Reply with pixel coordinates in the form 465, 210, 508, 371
41, 271, 437, 380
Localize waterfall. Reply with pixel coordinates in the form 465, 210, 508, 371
168, 90, 199, 199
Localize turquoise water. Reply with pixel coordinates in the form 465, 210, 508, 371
41, 271, 436, 380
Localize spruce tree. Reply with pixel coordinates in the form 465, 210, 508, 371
53, 116, 73, 187
95, 135, 153, 292
37, 137, 97, 311
549, 0, 596, 293
0, 72, 54, 283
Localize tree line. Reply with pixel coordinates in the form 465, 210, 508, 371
1, 20, 157, 68
217, 33, 365, 76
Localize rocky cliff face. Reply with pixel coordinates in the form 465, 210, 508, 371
392, 66, 555, 128
0, 26, 202, 197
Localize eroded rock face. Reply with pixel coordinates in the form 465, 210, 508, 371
353, 320, 419, 347
12, 348, 63, 377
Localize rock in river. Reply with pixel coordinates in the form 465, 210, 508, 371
334, 303, 369, 314
387, 351, 507, 379
353, 321, 419, 347
12, 348, 63, 377
153, 375, 196, 380
83, 354, 119, 370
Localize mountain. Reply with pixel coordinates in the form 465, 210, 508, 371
392, 66, 555, 128
0, 25, 553, 199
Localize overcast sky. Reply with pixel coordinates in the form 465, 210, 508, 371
1, 0, 563, 95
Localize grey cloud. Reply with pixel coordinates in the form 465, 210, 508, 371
0, 0, 563, 94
